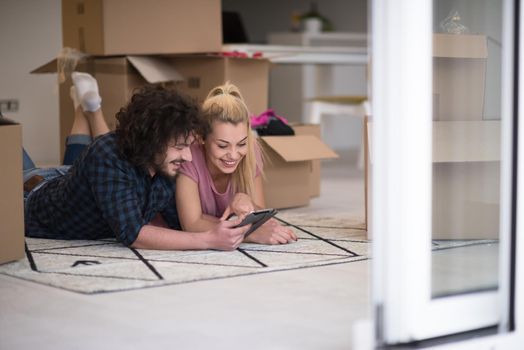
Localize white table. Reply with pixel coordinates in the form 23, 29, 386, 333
222, 43, 368, 65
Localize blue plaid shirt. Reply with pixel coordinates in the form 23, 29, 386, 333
25, 133, 180, 246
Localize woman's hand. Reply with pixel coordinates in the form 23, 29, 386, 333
220, 193, 256, 221
244, 218, 298, 245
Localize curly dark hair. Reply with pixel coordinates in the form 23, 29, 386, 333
115, 85, 205, 170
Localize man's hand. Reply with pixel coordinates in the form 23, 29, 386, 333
207, 218, 251, 250
220, 193, 256, 221
244, 218, 297, 245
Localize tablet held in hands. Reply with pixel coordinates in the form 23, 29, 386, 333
227, 208, 278, 236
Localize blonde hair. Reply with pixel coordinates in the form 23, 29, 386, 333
202, 82, 261, 197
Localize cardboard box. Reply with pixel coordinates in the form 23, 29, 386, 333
62, 0, 222, 55
433, 34, 488, 121
32, 55, 270, 155
365, 120, 500, 239
169, 55, 270, 116
432, 121, 500, 239
290, 123, 322, 197
260, 135, 338, 209
0, 119, 25, 264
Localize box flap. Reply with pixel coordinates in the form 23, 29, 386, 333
126, 56, 184, 84
433, 34, 488, 59
261, 135, 338, 162
31, 59, 59, 74
0, 117, 19, 126
32, 56, 185, 84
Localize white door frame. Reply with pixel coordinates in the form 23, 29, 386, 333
370, 0, 523, 347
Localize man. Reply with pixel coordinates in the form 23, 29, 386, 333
24, 73, 249, 250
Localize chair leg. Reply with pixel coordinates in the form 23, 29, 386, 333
305, 101, 323, 125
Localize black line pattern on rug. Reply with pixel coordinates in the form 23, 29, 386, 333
241, 248, 350, 257
276, 217, 359, 256
30, 242, 120, 252
432, 240, 498, 251
275, 217, 365, 231
237, 248, 268, 267
1, 219, 492, 295
130, 247, 164, 280
37, 270, 161, 282
2, 215, 372, 294
86, 257, 372, 295
24, 242, 38, 272
32, 251, 149, 261
31, 250, 263, 269
296, 225, 366, 230
298, 237, 369, 243
11, 215, 499, 295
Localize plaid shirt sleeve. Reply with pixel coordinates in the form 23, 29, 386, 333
84, 146, 148, 246
161, 191, 181, 230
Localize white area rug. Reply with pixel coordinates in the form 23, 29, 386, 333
0, 213, 496, 294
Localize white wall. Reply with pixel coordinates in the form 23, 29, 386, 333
0, 0, 62, 166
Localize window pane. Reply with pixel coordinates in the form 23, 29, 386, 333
431, 0, 502, 297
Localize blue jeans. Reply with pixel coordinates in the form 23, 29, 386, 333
23, 134, 92, 199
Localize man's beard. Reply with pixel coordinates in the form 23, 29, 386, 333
154, 159, 184, 182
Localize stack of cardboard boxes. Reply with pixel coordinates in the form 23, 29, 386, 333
32, 0, 337, 211
364, 33, 501, 239
34, 0, 270, 151
432, 33, 499, 239
365, 33, 497, 239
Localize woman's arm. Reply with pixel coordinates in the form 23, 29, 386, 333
220, 175, 267, 220
175, 174, 220, 232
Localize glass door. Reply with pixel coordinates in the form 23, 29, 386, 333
370, 0, 517, 344
431, 0, 503, 300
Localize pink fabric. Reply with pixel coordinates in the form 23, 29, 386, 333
250, 109, 289, 128
178, 143, 262, 217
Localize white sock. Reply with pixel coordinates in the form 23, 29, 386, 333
71, 72, 102, 112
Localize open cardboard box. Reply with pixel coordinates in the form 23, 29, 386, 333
433, 33, 488, 121
0, 118, 25, 264
62, 0, 222, 55
290, 123, 323, 197
32, 54, 270, 155
365, 120, 500, 239
260, 134, 338, 209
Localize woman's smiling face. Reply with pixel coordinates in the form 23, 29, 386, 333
204, 120, 248, 175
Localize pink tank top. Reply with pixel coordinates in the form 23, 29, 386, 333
178, 143, 262, 217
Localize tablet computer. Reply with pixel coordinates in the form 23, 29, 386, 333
228, 208, 278, 236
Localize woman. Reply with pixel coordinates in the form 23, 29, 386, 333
176, 82, 297, 245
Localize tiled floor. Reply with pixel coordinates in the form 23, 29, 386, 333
0, 150, 370, 350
